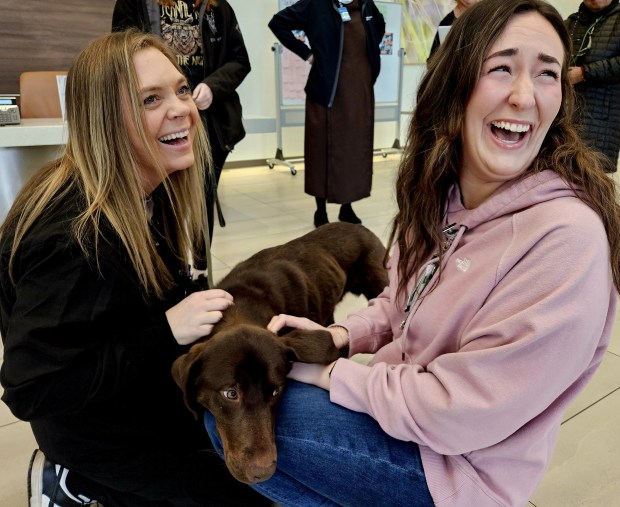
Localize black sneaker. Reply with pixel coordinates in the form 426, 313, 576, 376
28, 449, 99, 506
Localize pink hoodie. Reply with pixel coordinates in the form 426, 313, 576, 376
330, 170, 616, 506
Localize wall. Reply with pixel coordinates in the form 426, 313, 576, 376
0, 0, 584, 164
0, 0, 116, 94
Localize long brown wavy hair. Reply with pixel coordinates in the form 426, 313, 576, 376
389, 0, 620, 299
1, 30, 211, 298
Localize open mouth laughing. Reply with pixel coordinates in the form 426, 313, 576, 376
490, 121, 531, 144
159, 129, 190, 145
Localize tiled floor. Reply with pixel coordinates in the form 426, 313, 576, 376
1, 155, 619, 506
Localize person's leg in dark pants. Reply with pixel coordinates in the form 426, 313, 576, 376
204, 117, 229, 242
314, 197, 329, 227
58, 447, 273, 507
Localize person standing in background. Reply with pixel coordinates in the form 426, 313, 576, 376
268, 0, 385, 228
427, 0, 478, 60
565, 0, 620, 172
112, 0, 251, 239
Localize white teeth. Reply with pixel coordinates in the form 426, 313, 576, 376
159, 129, 190, 142
491, 121, 530, 133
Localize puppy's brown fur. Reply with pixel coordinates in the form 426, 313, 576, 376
171, 223, 388, 484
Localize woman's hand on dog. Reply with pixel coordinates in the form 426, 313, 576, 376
166, 289, 234, 345
268, 315, 351, 390
268, 314, 350, 349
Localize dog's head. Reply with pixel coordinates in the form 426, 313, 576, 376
171, 323, 339, 483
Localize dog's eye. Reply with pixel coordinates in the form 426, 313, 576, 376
223, 388, 238, 400
271, 386, 281, 397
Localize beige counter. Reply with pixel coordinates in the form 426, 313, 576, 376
0, 118, 67, 222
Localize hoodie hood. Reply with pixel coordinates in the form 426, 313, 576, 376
447, 170, 579, 234
388, 170, 584, 356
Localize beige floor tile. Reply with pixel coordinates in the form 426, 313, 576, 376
562, 351, 620, 421
530, 389, 620, 507
0, 420, 37, 507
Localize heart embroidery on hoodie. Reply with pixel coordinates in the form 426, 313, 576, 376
456, 257, 471, 272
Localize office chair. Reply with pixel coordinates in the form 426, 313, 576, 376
18, 71, 68, 119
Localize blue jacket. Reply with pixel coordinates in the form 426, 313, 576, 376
268, 0, 385, 107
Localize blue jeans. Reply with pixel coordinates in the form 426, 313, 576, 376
204, 380, 434, 507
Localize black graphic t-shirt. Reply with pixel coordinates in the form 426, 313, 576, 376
160, 0, 205, 86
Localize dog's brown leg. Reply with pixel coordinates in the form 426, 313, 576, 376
279, 329, 341, 363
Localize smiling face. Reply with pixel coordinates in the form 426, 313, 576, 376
459, 11, 563, 208
125, 46, 200, 193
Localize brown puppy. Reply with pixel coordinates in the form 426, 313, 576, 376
171, 222, 388, 484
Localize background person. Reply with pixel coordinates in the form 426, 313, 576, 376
0, 30, 270, 507
268, 0, 385, 228
427, 0, 478, 60
112, 0, 251, 240
207, 0, 620, 505
565, 0, 620, 172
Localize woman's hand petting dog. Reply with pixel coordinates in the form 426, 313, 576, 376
166, 289, 234, 345
268, 314, 350, 349
268, 314, 350, 390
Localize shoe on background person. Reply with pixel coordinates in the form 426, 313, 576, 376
313, 210, 329, 228
338, 203, 362, 225
28, 449, 100, 507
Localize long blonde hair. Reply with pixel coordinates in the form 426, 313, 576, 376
390, 0, 620, 298
0, 30, 211, 298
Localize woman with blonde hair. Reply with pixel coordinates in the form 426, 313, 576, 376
0, 29, 270, 507
113, 0, 251, 242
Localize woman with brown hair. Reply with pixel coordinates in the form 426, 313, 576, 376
0, 29, 270, 507
207, 1, 620, 505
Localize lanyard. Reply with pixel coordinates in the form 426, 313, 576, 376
398, 223, 459, 359
401, 262, 436, 323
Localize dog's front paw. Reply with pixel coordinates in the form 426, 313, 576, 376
279, 329, 341, 363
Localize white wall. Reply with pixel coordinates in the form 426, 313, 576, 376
229, 0, 583, 164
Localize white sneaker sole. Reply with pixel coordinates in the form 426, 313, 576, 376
28, 449, 45, 507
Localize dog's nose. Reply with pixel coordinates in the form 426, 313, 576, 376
247, 460, 277, 483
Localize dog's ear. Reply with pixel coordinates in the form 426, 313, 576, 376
278, 329, 341, 364
171, 345, 207, 419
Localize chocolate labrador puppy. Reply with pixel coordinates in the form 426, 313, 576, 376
171, 222, 388, 484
